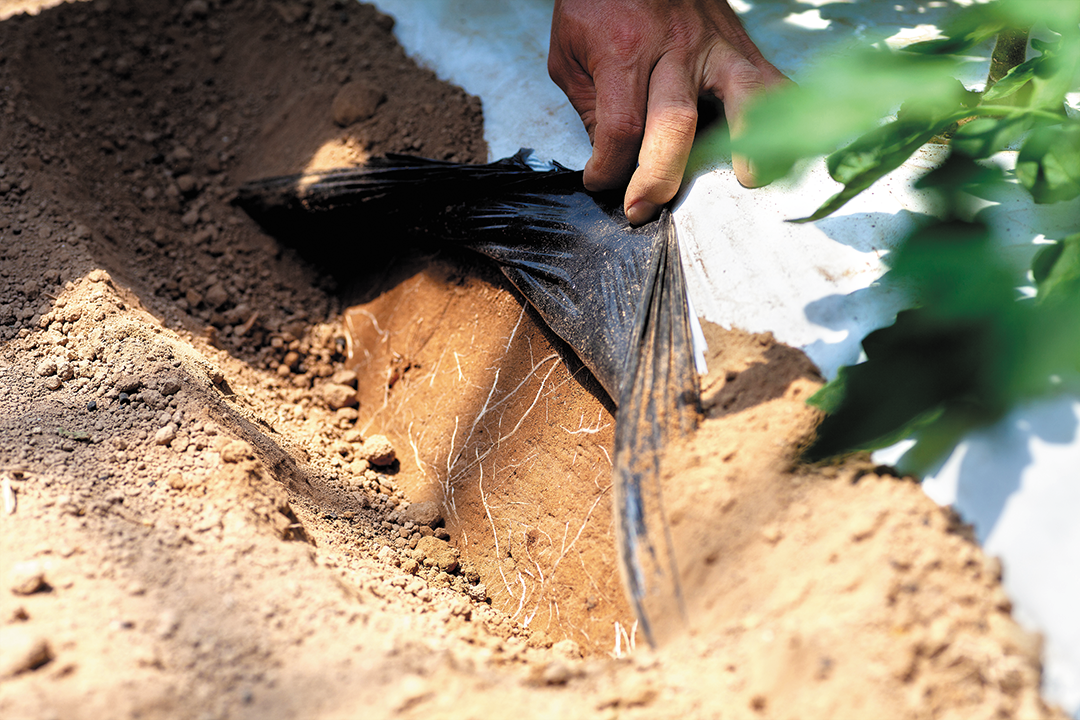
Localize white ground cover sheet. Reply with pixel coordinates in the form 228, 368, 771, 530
371, 0, 1080, 712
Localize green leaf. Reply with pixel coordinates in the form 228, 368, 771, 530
995, 0, 1080, 32
982, 54, 1044, 102
952, 116, 1032, 157
910, 0, 1079, 56
827, 126, 931, 186
904, 14, 1004, 56
733, 49, 965, 185
795, 132, 937, 223
1016, 124, 1080, 203
913, 152, 1009, 208
1031, 240, 1066, 286
804, 304, 996, 464
736, 0, 1080, 473
1026, 34, 1080, 111
806, 211, 1080, 472
892, 409, 980, 475
904, 0, 1080, 75
794, 102, 971, 222
1034, 233, 1080, 302
804, 210, 1034, 470
807, 365, 850, 414
888, 219, 1018, 315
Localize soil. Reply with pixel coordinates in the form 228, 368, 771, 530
0, 0, 1070, 718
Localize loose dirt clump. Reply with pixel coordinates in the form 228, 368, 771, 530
0, 0, 1070, 719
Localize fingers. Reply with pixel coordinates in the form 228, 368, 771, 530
547, 21, 598, 137
706, 51, 790, 188
547, 0, 789, 225
623, 49, 786, 224
624, 56, 699, 225
621, 38, 788, 224
548, 0, 651, 193
582, 62, 648, 192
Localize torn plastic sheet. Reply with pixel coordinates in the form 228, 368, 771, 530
237, 150, 700, 643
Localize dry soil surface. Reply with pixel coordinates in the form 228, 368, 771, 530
0, 1, 1070, 719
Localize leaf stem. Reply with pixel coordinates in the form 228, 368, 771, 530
988, 27, 1030, 89
969, 105, 1068, 123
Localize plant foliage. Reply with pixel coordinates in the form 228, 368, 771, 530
730, 0, 1080, 474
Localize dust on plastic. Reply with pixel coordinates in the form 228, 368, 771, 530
237, 151, 701, 645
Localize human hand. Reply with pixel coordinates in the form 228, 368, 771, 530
548, 0, 787, 225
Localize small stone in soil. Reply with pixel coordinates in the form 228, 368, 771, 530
8, 560, 47, 595
220, 440, 253, 463
331, 80, 385, 127
154, 423, 178, 446
204, 283, 229, 308
319, 382, 357, 410
331, 369, 358, 388
551, 639, 582, 661
360, 434, 396, 466
416, 536, 459, 574
141, 388, 167, 409
36, 358, 57, 377
401, 500, 443, 529
0, 626, 52, 678
113, 375, 143, 393
542, 661, 571, 686
154, 610, 181, 639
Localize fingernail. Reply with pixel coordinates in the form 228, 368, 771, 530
744, 158, 761, 187
626, 200, 658, 226
734, 156, 762, 188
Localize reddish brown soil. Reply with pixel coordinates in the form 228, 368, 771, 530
0, 1, 1069, 718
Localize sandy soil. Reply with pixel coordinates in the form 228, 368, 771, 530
0, 0, 1070, 718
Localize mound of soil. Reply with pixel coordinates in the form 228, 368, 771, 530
0, 0, 1069, 718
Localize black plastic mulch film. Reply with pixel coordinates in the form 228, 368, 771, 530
237, 150, 701, 644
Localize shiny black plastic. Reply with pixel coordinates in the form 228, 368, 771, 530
237, 150, 700, 643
